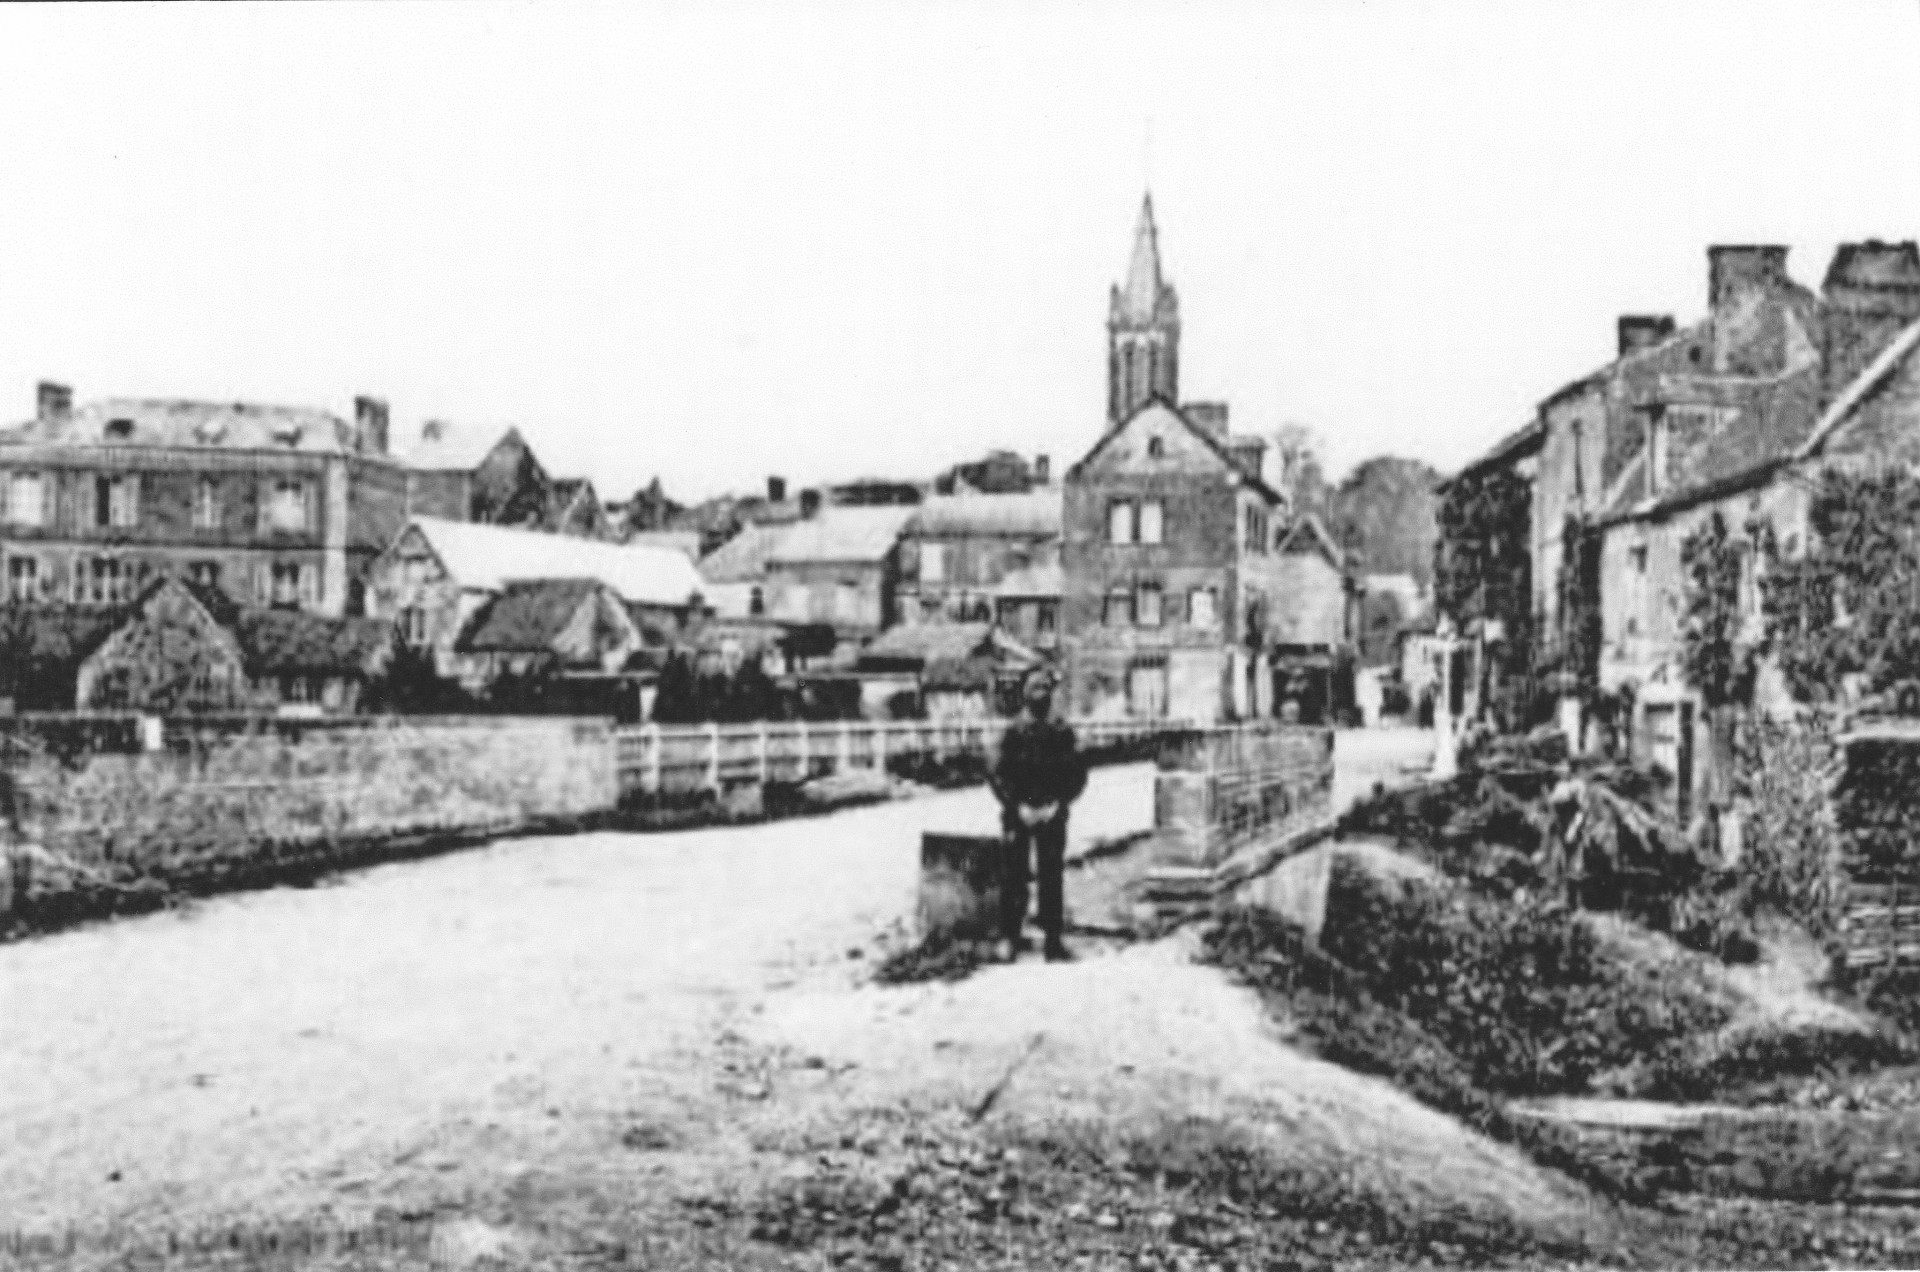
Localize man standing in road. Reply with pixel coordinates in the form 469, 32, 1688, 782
988, 670, 1087, 963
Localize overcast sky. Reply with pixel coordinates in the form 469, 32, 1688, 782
2, 1, 1919, 502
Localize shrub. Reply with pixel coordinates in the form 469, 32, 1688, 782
1315, 859, 1732, 1097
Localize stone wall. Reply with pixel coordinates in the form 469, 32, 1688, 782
1149, 722, 1334, 867
8, 715, 617, 896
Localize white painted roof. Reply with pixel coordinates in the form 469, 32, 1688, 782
408, 516, 705, 607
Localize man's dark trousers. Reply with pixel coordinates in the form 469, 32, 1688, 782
999, 816, 1066, 946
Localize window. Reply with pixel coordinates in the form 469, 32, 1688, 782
6, 472, 45, 527
89, 474, 139, 528
1103, 588, 1134, 626
401, 607, 429, 646
834, 581, 861, 623
75, 557, 127, 605
281, 675, 317, 705
1188, 587, 1218, 630
749, 585, 765, 617
105, 418, 134, 440
271, 562, 303, 608
1108, 501, 1136, 544
921, 542, 947, 583
1629, 545, 1648, 574
266, 479, 311, 533
1147, 437, 1165, 459
194, 478, 221, 530
1136, 582, 1163, 627
188, 561, 221, 591
1243, 505, 1269, 553
1139, 501, 1164, 545
6, 556, 38, 601
1037, 602, 1056, 634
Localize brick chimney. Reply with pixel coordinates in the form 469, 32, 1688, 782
1228, 436, 1268, 482
36, 381, 71, 423
1617, 314, 1677, 358
799, 489, 822, 518
1708, 245, 1790, 310
768, 475, 787, 504
1033, 454, 1050, 485
1183, 401, 1229, 438
353, 395, 389, 455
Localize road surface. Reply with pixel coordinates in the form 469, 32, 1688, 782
0, 728, 1438, 1246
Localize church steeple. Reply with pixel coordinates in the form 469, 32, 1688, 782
1108, 193, 1180, 427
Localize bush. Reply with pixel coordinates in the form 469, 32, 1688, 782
1316, 859, 1732, 1097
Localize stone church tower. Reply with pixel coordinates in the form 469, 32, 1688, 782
1107, 194, 1181, 427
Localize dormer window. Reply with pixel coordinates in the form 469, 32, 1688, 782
272, 424, 303, 448
195, 420, 227, 444
104, 418, 134, 440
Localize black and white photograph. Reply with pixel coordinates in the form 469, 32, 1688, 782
10, 2, 1920, 1268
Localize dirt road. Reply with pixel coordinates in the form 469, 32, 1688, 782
2, 728, 1488, 1265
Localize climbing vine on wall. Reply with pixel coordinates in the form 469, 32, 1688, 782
1433, 466, 1533, 648
1679, 511, 1753, 710
1551, 515, 1604, 696
1762, 468, 1920, 704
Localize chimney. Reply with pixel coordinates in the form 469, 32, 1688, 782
799, 489, 822, 518
1823, 240, 1920, 305
1617, 315, 1677, 358
1183, 401, 1229, 437
36, 381, 71, 423
1708, 245, 1790, 310
353, 395, 389, 455
1228, 436, 1268, 482
421, 418, 450, 443
768, 475, 787, 504
1033, 454, 1051, 485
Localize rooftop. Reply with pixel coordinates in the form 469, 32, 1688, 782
406, 516, 705, 608
2, 398, 362, 455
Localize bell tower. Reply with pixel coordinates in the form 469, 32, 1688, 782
1107, 193, 1181, 427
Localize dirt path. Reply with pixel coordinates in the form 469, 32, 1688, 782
2, 728, 1521, 1268
0, 764, 1155, 1234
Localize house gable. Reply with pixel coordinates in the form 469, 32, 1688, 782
75, 577, 254, 711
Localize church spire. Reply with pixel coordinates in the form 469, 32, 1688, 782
1107, 192, 1180, 427
1118, 193, 1165, 322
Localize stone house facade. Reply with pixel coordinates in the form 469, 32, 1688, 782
1060, 399, 1293, 723
758, 506, 914, 643
894, 490, 1062, 630
0, 383, 407, 619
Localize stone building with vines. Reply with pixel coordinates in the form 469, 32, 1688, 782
1448, 238, 1920, 822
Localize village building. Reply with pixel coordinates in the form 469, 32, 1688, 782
399, 420, 555, 529
1, 574, 392, 714
365, 516, 706, 687
0, 383, 407, 619
1061, 398, 1296, 722
757, 505, 914, 647
895, 490, 1062, 629
1059, 197, 1350, 722
856, 622, 1043, 720
1444, 238, 1920, 818
993, 561, 1064, 654
545, 477, 610, 539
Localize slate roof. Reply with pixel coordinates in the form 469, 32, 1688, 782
862, 622, 998, 665
456, 579, 604, 654
1066, 399, 1288, 506
909, 490, 1062, 539
1114, 194, 1179, 323
697, 522, 790, 583
400, 423, 518, 471
1279, 513, 1345, 567
406, 516, 705, 607
765, 506, 914, 565
2, 398, 359, 454
993, 562, 1063, 599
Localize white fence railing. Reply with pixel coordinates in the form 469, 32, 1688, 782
611, 716, 1175, 796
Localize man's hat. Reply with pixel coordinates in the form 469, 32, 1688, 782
1022, 668, 1058, 695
